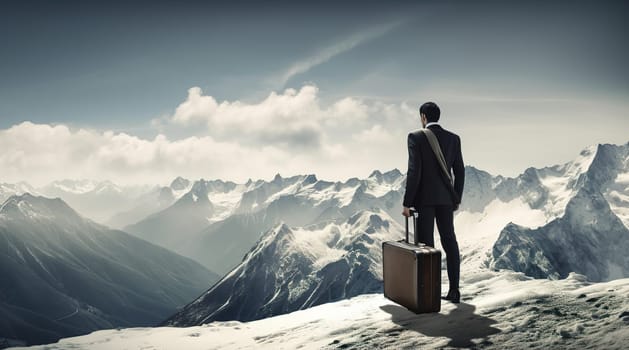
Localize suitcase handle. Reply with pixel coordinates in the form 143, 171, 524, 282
405, 208, 423, 245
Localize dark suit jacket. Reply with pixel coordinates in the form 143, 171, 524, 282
403, 124, 464, 208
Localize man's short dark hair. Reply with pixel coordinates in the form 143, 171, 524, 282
420, 102, 440, 123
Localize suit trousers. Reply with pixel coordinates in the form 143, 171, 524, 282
416, 204, 460, 290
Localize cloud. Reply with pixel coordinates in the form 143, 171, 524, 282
275, 20, 405, 87
1, 86, 416, 186
168, 84, 403, 151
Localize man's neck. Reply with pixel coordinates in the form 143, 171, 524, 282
425, 121, 439, 128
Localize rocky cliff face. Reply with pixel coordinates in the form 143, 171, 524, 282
491, 143, 629, 281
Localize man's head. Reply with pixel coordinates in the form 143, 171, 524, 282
419, 101, 440, 128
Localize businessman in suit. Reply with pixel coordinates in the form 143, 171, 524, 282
402, 101, 465, 303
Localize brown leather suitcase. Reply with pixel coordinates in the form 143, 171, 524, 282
382, 208, 441, 313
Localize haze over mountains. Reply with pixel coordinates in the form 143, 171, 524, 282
125, 170, 405, 275
0, 178, 192, 229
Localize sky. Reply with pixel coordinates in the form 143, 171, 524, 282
0, 0, 628, 186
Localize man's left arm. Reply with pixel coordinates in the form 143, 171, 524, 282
403, 132, 421, 209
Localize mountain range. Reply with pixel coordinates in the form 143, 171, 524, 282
1, 141, 627, 341
160, 141, 629, 326
0, 193, 219, 347
124, 170, 405, 275
162, 208, 399, 326
0, 178, 193, 229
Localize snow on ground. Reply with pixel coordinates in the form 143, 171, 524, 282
13, 270, 629, 350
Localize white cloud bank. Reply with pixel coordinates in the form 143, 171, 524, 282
0, 85, 416, 186
5, 83, 625, 187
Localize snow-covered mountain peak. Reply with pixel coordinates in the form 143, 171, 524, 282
362, 169, 404, 198
266, 221, 292, 240
0, 181, 39, 204
302, 174, 318, 185
190, 180, 209, 196
0, 193, 83, 223
368, 169, 383, 180
272, 173, 283, 184
344, 177, 361, 187
382, 168, 403, 181
583, 143, 627, 183
173, 181, 214, 211
579, 143, 598, 158
367, 168, 404, 186
170, 176, 191, 191
238, 222, 294, 265
301, 210, 394, 273
517, 143, 605, 220
538, 142, 626, 192
490, 142, 629, 282
44, 179, 123, 195
346, 208, 390, 231
163, 208, 404, 326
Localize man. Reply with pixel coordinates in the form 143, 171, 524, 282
402, 101, 464, 303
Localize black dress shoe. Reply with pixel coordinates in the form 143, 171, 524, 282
441, 288, 460, 303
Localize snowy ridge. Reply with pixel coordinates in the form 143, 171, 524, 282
162, 208, 403, 326
0, 193, 90, 229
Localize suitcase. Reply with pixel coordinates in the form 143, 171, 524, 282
382, 208, 441, 313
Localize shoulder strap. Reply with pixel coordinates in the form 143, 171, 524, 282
420, 129, 460, 204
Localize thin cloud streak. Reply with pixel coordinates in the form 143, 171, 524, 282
276, 20, 406, 87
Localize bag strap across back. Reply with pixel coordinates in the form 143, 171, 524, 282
420, 128, 461, 204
